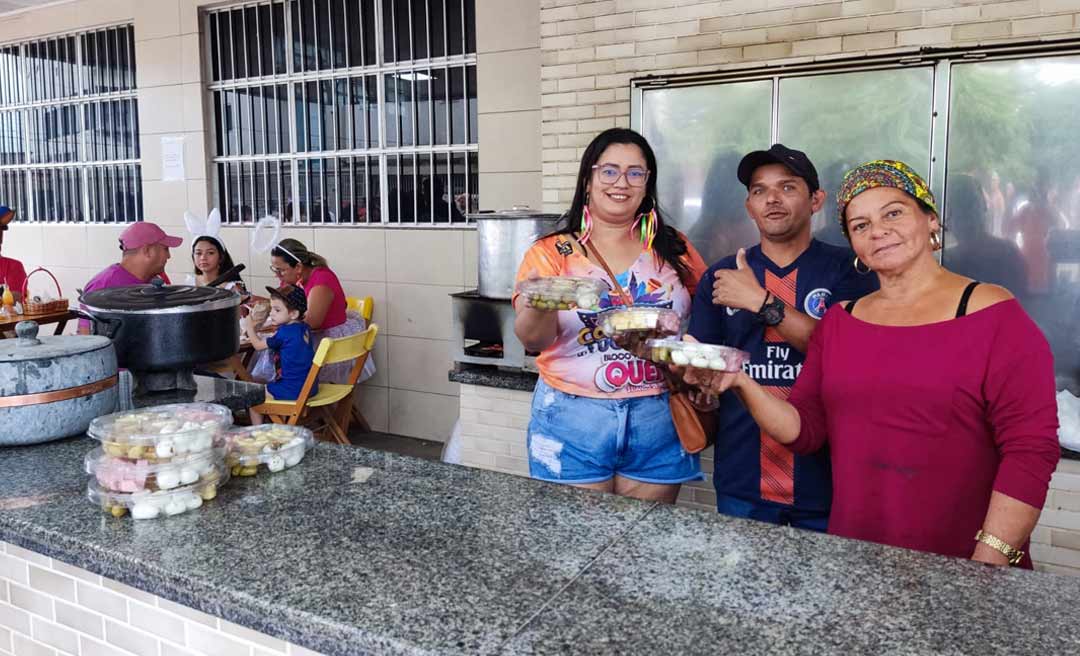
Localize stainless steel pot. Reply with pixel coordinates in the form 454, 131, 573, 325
0, 321, 118, 445
78, 280, 241, 372
472, 208, 561, 299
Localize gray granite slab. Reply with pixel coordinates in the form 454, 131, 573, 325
0, 437, 650, 656
501, 504, 1080, 655
449, 366, 538, 392
132, 374, 265, 411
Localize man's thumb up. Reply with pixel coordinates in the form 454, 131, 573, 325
735, 248, 748, 270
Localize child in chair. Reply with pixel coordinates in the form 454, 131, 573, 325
242, 285, 317, 424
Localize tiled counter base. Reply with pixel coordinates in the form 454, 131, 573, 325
0, 541, 315, 656
454, 373, 1080, 576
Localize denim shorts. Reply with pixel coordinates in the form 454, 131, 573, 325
526, 379, 704, 485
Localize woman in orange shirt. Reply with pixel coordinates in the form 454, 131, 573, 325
513, 129, 707, 503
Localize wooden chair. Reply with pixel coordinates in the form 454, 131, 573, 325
344, 295, 376, 432
249, 324, 378, 445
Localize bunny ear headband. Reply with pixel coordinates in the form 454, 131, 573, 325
250, 214, 301, 263
184, 208, 222, 242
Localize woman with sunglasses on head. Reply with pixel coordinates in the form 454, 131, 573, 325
677, 160, 1059, 566
251, 238, 374, 386
513, 128, 708, 503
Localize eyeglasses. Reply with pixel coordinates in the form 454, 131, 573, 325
592, 164, 649, 187
269, 265, 286, 276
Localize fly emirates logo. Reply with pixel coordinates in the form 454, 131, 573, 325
744, 344, 803, 383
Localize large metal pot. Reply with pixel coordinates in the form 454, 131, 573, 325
0, 321, 118, 445
78, 281, 241, 372
472, 208, 561, 299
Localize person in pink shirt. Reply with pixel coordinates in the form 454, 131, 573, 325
253, 238, 374, 385
678, 160, 1059, 568
0, 206, 27, 302
79, 222, 182, 333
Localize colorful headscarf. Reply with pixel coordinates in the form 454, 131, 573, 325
836, 160, 937, 236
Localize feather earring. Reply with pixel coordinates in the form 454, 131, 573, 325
579, 202, 594, 244
633, 205, 657, 252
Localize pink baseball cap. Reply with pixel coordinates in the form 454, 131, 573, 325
119, 222, 183, 250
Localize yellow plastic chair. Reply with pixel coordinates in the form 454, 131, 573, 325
346, 295, 374, 322
344, 295, 375, 432
250, 324, 378, 445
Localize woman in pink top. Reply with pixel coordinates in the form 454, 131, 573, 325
252, 238, 373, 386
682, 161, 1059, 567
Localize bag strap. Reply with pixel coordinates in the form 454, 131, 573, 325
577, 233, 634, 308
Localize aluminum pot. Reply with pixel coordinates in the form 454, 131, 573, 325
78, 280, 241, 372
0, 321, 118, 445
472, 208, 561, 299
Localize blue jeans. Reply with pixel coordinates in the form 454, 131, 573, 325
526, 379, 704, 485
716, 493, 829, 532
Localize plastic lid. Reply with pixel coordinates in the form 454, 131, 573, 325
516, 277, 608, 310
599, 307, 681, 335
225, 425, 315, 471
88, 403, 233, 446
87, 462, 229, 519
645, 338, 751, 373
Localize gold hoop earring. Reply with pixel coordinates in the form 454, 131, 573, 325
854, 256, 872, 275
929, 230, 942, 251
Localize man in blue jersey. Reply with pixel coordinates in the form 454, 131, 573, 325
687, 144, 879, 531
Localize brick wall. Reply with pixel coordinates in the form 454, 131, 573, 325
538, 0, 1080, 211
457, 383, 1080, 573
0, 541, 322, 656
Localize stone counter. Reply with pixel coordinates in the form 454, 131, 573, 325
452, 368, 1080, 576
4, 434, 1080, 655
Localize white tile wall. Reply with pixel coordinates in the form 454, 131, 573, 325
0, 541, 326, 656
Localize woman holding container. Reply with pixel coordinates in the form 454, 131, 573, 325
513, 128, 707, 503
677, 160, 1059, 566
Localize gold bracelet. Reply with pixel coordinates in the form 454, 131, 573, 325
974, 530, 1024, 565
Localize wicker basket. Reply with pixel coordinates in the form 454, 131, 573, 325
21, 267, 69, 316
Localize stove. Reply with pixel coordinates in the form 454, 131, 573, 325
450, 290, 536, 372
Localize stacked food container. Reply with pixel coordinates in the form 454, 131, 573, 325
84, 403, 233, 520
83, 403, 318, 520
224, 425, 314, 477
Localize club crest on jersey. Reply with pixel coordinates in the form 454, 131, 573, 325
804, 288, 831, 320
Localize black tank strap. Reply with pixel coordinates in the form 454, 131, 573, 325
844, 300, 857, 313
955, 281, 981, 318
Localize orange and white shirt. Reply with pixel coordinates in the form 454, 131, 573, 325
514, 234, 706, 399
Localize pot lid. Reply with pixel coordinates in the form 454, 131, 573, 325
0, 321, 112, 363
468, 207, 562, 221
80, 280, 241, 314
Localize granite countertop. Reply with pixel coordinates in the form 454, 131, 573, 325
3, 434, 1080, 655
449, 366, 538, 392
132, 374, 266, 411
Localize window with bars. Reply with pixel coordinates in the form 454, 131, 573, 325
207, 0, 477, 226
0, 25, 142, 223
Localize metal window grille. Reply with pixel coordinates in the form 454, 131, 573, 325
206, 0, 477, 226
0, 25, 141, 223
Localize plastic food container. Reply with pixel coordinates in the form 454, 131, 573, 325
224, 425, 315, 476
600, 307, 681, 353
646, 338, 751, 373
87, 463, 229, 519
88, 403, 232, 462
516, 277, 607, 311
84, 447, 222, 494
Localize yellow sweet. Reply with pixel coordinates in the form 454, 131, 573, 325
108, 505, 127, 518
198, 484, 217, 501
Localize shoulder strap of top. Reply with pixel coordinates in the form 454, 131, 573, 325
844, 299, 857, 313
955, 281, 981, 318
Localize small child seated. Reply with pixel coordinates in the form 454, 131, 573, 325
243, 285, 317, 424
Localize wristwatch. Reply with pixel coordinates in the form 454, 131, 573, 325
756, 293, 785, 327
974, 530, 1025, 565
